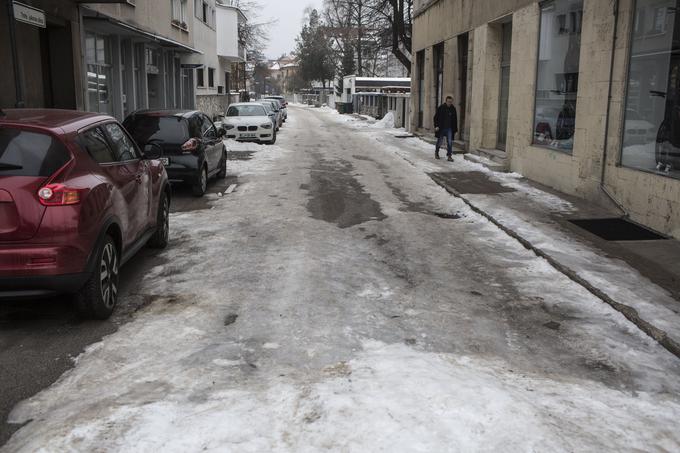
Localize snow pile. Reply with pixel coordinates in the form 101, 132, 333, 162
370, 112, 395, 129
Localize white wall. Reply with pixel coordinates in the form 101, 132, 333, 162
185, 0, 219, 96
216, 7, 239, 60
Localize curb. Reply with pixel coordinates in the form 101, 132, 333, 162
427, 172, 680, 360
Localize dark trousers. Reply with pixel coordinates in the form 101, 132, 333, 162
436, 128, 454, 156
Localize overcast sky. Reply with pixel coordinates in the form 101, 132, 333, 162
261, 0, 324, 59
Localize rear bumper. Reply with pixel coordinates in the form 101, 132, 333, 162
0, 273, 90, 299
164, 156, 200, 183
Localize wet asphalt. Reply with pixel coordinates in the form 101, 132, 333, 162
0, 169, 239, 447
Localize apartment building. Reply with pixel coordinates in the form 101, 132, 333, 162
411, 0, 680, 239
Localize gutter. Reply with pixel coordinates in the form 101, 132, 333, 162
600, 0, 626, 216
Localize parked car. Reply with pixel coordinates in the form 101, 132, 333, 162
222, 103, 277, 145
260, 100, 284, 130
265, 95, 288, 109
123, 110, 227, 197
259, 100, 283, 130
0, 108, 170, 319
259, 102, 278, 128
264, 97, 288, 122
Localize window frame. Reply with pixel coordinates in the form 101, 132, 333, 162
102, 121, 141, 162
208, 67, 215, 88
196, 67, 205, 87
530, 0, 583, 154
618, 0, 680, 179
77, 124, 118, 165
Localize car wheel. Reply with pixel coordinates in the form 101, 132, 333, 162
267, 130, 277, 145
217, 149, 227, 179
192, 166, 208, 197
75, 235, 119, 320
148, 193, 169, 249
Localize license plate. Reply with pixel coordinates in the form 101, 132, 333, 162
241, 133, 256, 138
159, 157, 170, 166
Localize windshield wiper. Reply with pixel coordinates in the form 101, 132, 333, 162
0, 163, 23, 170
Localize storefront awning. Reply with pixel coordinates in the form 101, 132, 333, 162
83, 15, 203, 55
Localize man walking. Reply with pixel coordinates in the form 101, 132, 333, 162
434, 96, 458, 161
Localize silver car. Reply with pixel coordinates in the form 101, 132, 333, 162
259, 100, 283, 131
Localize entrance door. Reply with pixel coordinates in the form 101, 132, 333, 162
458, 33, 469, 141
497, 21, 513, 150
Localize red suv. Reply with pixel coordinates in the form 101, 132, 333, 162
0, 109, 170, 319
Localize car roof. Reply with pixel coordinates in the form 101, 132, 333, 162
0, 109, 114, 134
127, 109, 200, 119
229, 103, 264, 107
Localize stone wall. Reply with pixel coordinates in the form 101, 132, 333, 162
196, 94, 230, 120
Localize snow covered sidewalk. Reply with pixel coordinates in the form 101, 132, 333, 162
321, 107, 680, 358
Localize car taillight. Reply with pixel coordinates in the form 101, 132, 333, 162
181, 138, 200, 154
38, 184, 81, 206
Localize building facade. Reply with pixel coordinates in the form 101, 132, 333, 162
2, 0, 246, 120
411, 0, 680, 239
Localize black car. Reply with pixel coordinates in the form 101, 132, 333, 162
123, 110, 227, 196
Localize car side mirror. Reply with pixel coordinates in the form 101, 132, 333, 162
143, 143, 163, 160
218, 127, 226, 137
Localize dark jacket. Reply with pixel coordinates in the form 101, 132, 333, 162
434, 104, 458, 137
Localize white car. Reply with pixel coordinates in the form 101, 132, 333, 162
223, 103, 277, 144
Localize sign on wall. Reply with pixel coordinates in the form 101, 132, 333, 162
13, 1, 46, 28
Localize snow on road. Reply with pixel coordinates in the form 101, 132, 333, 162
3, 107, 680, 452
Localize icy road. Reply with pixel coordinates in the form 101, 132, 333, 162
3, 105, 680, 452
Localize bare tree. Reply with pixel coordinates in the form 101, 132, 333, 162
322, 0, 412, 77
228, 0, 277, 56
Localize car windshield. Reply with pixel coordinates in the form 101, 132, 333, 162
260, 103, 273, 114
123, 116, 189, 145
227, 105, 266, 117
0, 128, 70, 176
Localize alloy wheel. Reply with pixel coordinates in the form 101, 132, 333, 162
99, 242, 119, 309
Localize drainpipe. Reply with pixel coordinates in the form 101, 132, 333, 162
600, 0, 627, 216
6, 0, 25, 107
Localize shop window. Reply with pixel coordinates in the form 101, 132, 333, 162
197, 68, 204, 87
622, 0, 680, 179
208, 68, 215, 88
532, 0, 583, 152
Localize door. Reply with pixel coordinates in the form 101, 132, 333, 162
199, 114, 222, 173
103, 122, 151, 236
497, 22, 513, 150
80, 125, 146, 248
458, 33, 469, 141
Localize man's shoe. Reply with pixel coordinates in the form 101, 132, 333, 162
435, 153, 441, 160
447, 156, 454, 162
